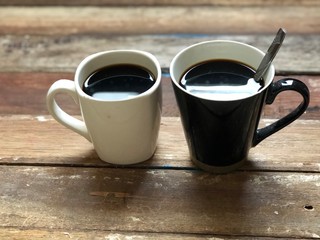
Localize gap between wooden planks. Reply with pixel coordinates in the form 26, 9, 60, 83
0, 115, 319, 172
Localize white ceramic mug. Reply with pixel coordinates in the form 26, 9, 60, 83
47, 50, 162, 165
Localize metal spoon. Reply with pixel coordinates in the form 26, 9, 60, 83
184, 28, 286, 100
247, 28, 286, 90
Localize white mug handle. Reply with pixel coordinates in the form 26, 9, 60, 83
46, 79, 91, 142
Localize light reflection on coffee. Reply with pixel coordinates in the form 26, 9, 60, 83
83, 64, 155, 100
180, 60, 264, 100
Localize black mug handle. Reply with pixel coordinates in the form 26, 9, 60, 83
253, 78, 310, 146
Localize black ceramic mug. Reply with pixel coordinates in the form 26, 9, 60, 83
170, 40, 310, 173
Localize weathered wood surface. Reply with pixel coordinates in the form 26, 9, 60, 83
0, 116, 319, 173
1, 34, 319, 73
0, 73, 319, 119
0, 0, 319, 239
0, 166, 319, 238
0, 0, 319, 6
0, 6, 319, 35
0, 229, 271, 240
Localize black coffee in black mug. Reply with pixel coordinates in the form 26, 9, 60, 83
82, 64, 155, 100
170, 40, 310, 173
180, 60, 264, 100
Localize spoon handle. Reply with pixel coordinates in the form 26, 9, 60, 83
254, 28, 286, 81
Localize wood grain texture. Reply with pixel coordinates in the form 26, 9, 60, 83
0, 228, 271, 240
0, 116, 319, 172
0, 0, 319, 6
0, 72, 178, 116
1, 35, 319, 73
0, 6, 319, 35
0, 2, 319, 239
0, 166, 319, 238
0, 73, 318, 119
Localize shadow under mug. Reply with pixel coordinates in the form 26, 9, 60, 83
170, 40, 310, 173
47, 50, 162, 165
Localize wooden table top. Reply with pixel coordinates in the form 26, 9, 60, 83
0, 1, 319, 239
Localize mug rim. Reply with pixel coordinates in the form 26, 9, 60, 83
74, 50, 162, 102
170, 40, 276, 101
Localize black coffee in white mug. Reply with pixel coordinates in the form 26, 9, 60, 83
47, 50, 162, 165
82, 64, 156, 100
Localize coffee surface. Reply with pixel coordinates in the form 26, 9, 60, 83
83, 64, 155, 100
180, 60, 263, 100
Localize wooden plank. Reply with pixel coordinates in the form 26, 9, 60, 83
0, 228, 277, 240
0, 166, 319, 238
0, 0, 319, 6
0, 6, 319, 35
0, 73, 177, 116
0, 73, 318, 119
0, 116, 319, 172
1, 35, 319, 73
